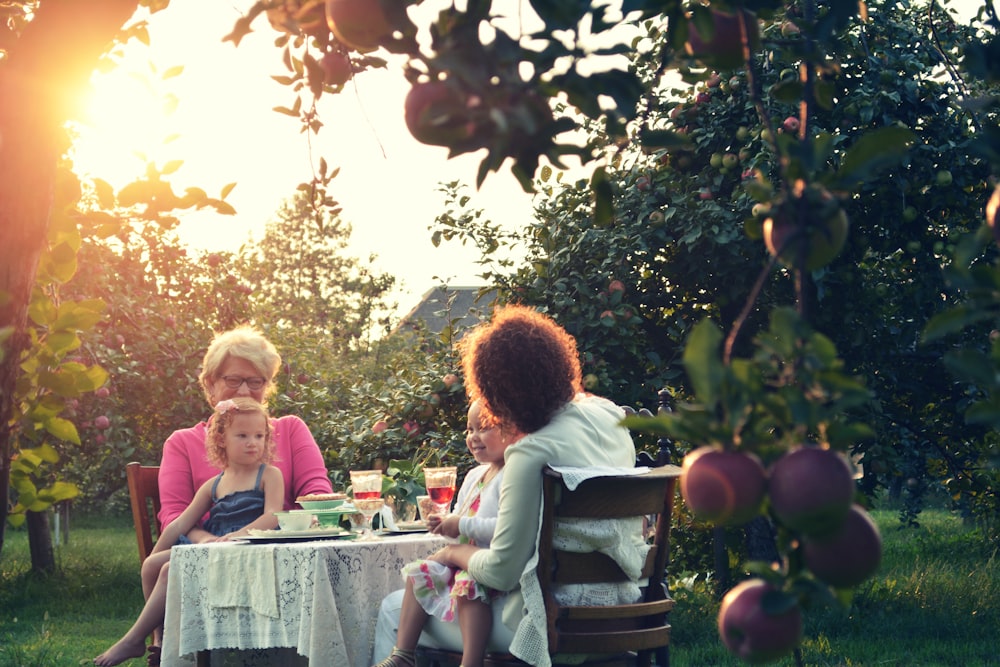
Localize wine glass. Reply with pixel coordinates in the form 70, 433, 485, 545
352, 497, 385, 540
423, 466, 457, 515
350, 470, 384, 538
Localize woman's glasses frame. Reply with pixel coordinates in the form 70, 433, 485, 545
220, 375, 267, 390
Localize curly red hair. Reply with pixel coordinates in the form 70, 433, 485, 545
205, 397, 275, 468
460, 305, 583, 434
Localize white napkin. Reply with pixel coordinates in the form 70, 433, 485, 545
547, 465, 651, 491
379, 505, 398, 531
207, 544, 280, 618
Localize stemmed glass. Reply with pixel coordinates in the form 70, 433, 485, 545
350, 470, 384, 539
423, 466, 457, 515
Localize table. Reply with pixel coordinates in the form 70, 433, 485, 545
162, 533, 447, 667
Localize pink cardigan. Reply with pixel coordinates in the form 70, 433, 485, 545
157, 415, 333, 529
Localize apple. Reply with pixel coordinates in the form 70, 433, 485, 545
729, 76, 742, 91
782, 115, 800, 134
267, 0, 327, 37
206, 253, 221, 267
442, 373, 459, 388
699, 188, 714, 200
95, 386, 111, 399
681, 446, 767, 526
736, 125, 749, 141
649, 210, 665, 224
987, 184, 1000, 245
297, 373, 310, 384
599, 310, 616, 321
696, 91, 711, 105
636, 175, 652, 191
803, 504, 882, 588
94, 415, 111, 430
763, 185, 849, 271
718, 579, 803, 663
321, 50, 352, 86
935, 170, 953, 186
608, 279, 625, 293
722, 153, 739, 169
769, 446, 856, 537
685, 9, 761, 70
95, 434, 106, 445
780, 20, 800, 37
583, 373, 599, 391
403, 420, 419, 437
325, 0, 391, 51
902, 205, 918, 222
404, 81, 476, 147
372, 419, 388, 434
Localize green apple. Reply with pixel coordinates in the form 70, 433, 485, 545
936, 170, 953, 186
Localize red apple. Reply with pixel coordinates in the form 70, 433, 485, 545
442, 373, 459, 388
718, 579, 803, 663
699, 188, 715, 200
403, 420, 420, 437
685, 9, 761, 70
782, 115, 800, 134
636, 175, 651, 191
372, 420, 388, 434
321, 50, 353, 86
95, 386, 111, 399
769, 446, 856, 537
803, 504, 882, 588
608, 279, 625, 293
206, 253, 221, 268
404, 81, 473, 147
763, 184, 849, 271
94, 415, 111, 430
325, 0, 391, 51
297, 373, 310, 384
681, 446, 767, 526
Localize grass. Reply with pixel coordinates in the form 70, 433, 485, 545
1, 508, 997, 666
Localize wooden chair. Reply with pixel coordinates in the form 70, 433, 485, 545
417, 463, 682, 667
126, 461, 161, 563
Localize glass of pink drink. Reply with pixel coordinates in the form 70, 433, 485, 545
423, 466, 457, 515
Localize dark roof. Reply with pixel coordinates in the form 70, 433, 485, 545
394, 285, 498, 335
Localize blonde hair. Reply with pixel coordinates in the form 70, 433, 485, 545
205, 397, 275, 468
199, 325, 281, 405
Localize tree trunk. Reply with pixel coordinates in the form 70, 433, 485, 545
26, 509, 56, 574
0, 0, 141, 559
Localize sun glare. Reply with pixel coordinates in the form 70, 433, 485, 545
70, 57, 181, 188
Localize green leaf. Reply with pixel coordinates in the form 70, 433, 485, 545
591, 168, 614, 227
45, 417, 80, 444
683, 319, 724, 407
836, 126, 915, 185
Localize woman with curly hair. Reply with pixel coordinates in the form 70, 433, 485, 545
373, 305, 642, 667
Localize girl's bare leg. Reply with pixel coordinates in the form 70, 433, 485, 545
456, 596, 493, 667
140, 552, 171, 648
372, 578, 426, 667
94, 562, 171, 666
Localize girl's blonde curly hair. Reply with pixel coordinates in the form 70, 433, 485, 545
206, 397, 275, 468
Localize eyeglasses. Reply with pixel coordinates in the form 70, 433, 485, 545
220, 375, 267, 390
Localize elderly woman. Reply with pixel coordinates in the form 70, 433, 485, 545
158, 325, 333, 542
373, 305, 642, 667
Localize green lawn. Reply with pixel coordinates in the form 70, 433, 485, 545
0, 508, 997, 666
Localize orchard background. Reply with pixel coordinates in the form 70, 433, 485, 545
1, 0, 998, 663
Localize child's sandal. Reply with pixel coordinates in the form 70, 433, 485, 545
372, 646, 415, 667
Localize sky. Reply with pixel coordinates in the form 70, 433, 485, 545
70, 0, 986, 318
71, 0, 544, 318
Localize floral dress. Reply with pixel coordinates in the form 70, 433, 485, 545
401, 465, 503, 622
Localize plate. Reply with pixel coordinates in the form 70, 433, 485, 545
241, 527, 356, 543
378, 523, 429, 535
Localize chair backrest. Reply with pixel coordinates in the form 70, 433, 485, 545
418, 463, 682, 667
126, 461, 161, 563
536, 464, 682, 667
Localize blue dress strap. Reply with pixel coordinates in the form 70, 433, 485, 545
210, 472, 224, 501
254, 464, 266, 490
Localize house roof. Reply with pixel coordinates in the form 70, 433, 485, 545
394, 285, 498, 335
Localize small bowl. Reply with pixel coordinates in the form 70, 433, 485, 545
311, 508, 352, 528
296, 494, 348, 510
275, 510, 314, 531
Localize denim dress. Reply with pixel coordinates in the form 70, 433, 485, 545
202, 464, 267, 536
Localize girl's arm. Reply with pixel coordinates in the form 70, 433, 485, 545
152, 480, 215, 554
215, 465, 284, 540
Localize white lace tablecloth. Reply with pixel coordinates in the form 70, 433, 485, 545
162, 534, 447, 667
